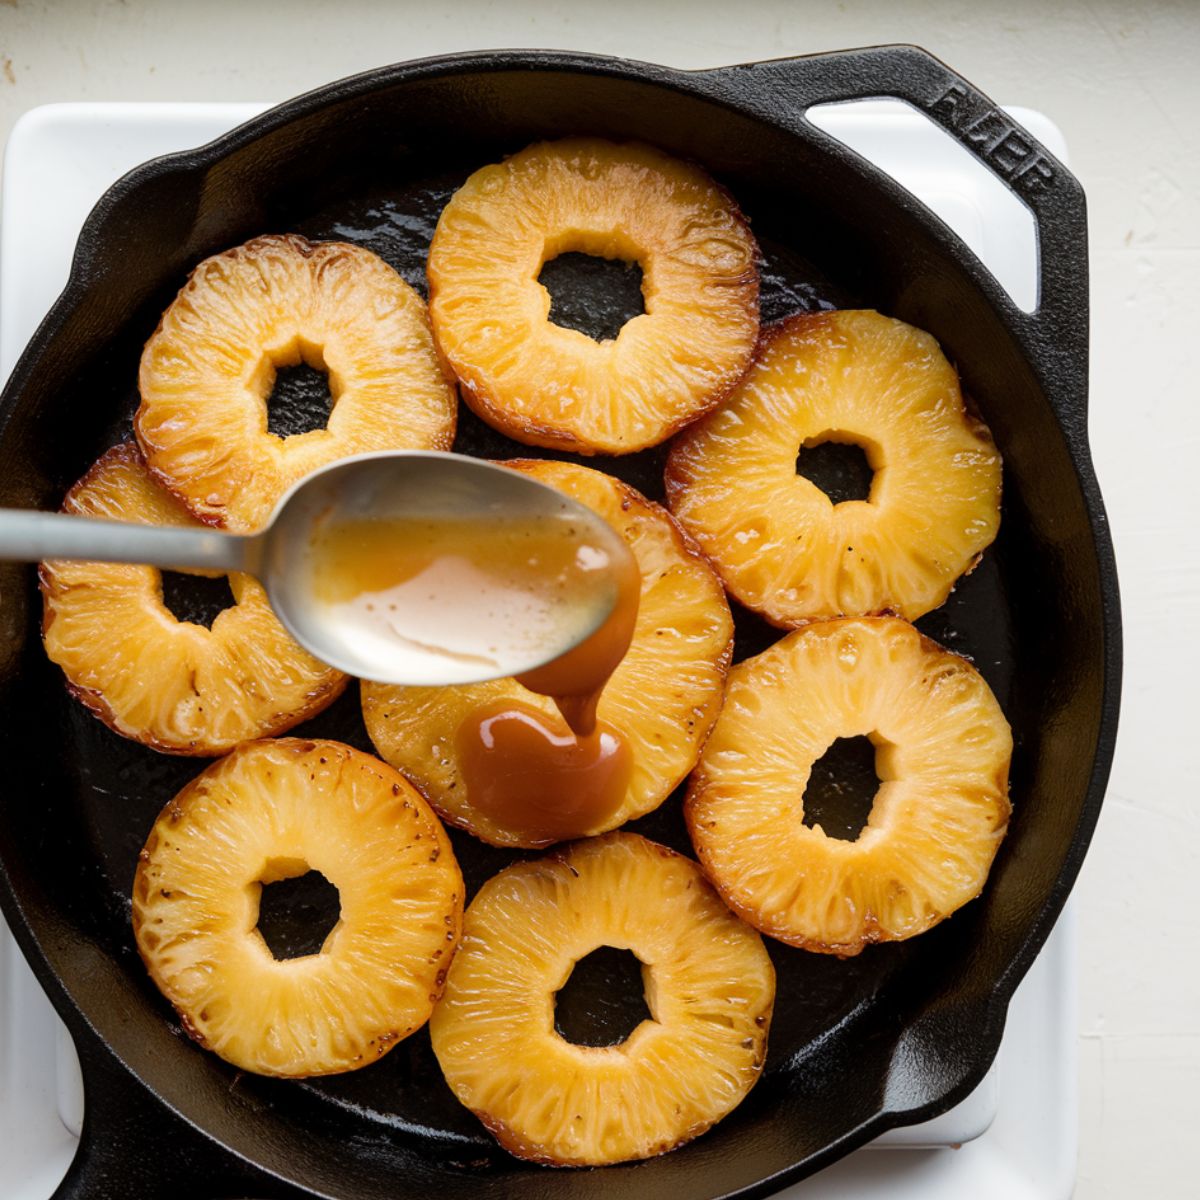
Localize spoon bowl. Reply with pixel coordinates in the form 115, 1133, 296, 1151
264, 452, 629, 684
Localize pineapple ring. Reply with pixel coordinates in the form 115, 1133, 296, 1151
430, 833, 774, 1165
136, 233, 456, 532
133, 738, 464, 1077
40, 444, 346, 755
686, 618, 1012, 957
666, 309, 1002, 623
361, 459, 734, 848
427, 138, 759, 454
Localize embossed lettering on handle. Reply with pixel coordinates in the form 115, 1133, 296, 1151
929, 85, 1056, 195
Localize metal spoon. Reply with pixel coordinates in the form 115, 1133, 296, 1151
0, 451, 628, 686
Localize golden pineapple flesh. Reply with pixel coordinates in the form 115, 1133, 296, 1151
666, 310, 1002, 624
427, 138, 759, 454
361, 460, 734, 848
133, 739, 464, 1076
136, 234, 457, 533
40, 444, 345, 755
686, 618, 1012, 956
429, 833, 774, 1165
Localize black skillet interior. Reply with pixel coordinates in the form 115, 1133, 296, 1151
0, 47, 1119, 1200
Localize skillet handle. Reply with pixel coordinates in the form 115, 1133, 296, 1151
52, 1030, 295, 1200
700, 44, 1089, 416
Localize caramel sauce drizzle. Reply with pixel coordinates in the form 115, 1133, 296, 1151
309, 507, 640, 844
458, 550, 640, 843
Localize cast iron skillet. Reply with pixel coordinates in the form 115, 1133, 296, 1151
0, 45, 1120, 1199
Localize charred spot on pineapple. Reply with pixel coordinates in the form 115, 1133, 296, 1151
430, 834, 774, 1166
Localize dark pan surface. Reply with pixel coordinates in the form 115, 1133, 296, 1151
0, 48, 1119, 1199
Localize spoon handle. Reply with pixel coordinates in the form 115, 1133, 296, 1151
0, 509, 257, 574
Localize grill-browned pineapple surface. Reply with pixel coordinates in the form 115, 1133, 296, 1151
666, 310, 1001, 624
136, 233, 456, 532
686, 618, 1012, 956
361, 460, 734, 847
133, 739, 463, 1077
40, 444, 345, 755
427, 138, 759, 454
429, 833, 774, 1165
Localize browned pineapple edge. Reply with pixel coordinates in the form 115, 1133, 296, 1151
40, 444, 347, 755
429, 833, 774, 1166
427, 138, 760, 455
665, 309, 1002, 625
133, 739, 464, 1077
686, 617, 1013, 957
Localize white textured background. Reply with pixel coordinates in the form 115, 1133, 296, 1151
1, 2, 1197, 1195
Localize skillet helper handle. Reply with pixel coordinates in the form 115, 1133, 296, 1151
702, 44, 1089, 418
53, 1034, 297, 1200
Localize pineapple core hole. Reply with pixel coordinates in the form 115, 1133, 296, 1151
796, 436, 875, 504
266, 362, 335, 438
554, 946, 652, 1047
255, 865, 341, 961
539, 251, 646, 342
159, 570, 236, 629
802, 735, 881, 841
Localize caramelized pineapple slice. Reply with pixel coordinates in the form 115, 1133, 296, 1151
362, 460, 733, 847
666, 310, 1002, 623
136, 234, 456, 532
430, 833, 774, 1165
40, 444, 345, 754
134, 739, 464, 1076
427, 138, 759, 454
686, 618, 1012, 956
